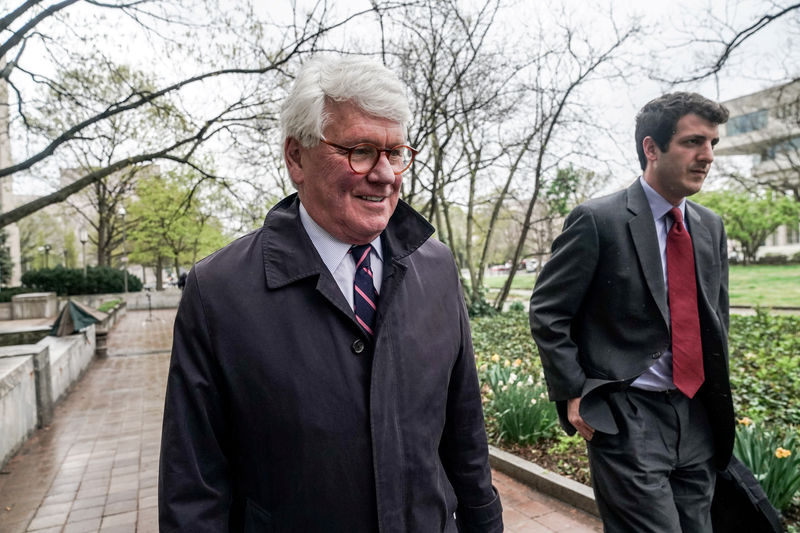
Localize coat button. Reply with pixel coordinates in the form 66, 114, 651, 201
351, 339, 366, 355
650, 352, 662, 359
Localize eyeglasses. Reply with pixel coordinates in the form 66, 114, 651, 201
321, 140, 419, 175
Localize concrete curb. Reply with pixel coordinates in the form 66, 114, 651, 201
489, 445, 600, 518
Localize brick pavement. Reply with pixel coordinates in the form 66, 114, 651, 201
0, 308, 601, 532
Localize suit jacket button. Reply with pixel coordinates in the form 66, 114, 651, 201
351, 339, 366, 354
650, 352, 662, 359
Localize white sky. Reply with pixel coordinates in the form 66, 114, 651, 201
8, 0, 798, 196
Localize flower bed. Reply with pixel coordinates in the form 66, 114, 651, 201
471, 309, 800, 530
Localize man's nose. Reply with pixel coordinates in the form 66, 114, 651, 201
698, 141, 714, 163
368, 152, 397, 182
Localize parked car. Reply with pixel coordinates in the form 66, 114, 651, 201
523, 257, 539, 272
488, 262, 512, 274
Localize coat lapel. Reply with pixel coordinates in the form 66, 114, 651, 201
686, 202, 718, 316
626, 181, 670, 328
260, 194, 357, 327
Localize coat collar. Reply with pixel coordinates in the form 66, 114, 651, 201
260, 193, 434, 290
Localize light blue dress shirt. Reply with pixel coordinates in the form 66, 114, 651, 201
298, 202, 383, 312
630, 176, 687, 391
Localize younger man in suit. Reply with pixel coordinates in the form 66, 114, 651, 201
530, 93, 733, 532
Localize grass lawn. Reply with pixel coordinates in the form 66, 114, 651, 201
481, 264, 800, 308
729, 264, 800, 308
482, 272, 537, 291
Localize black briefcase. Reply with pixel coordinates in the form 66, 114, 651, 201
711, 455, 784, 532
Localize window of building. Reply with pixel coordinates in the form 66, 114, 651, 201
787, 223, 800, 245
727, 109, 768, 136
763, 135, 800, 161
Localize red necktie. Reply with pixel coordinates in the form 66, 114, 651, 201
667, 207, 704, 398
351, 244, 378, 336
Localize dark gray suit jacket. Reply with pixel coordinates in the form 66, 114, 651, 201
530, 180, 735, 468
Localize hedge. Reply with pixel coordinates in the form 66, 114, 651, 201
21, 266, 142, 295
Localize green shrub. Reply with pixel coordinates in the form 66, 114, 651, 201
466, 287, 497, 318
791, 251, 800, 264
758, 253, 790, 265
734, 420, 800, 511
482, 363, 558, 445
729, 310, 800, 427
0, 286, 38, 302
21, 266, 142, 295
508, 301, 526, 312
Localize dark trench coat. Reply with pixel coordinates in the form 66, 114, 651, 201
158, 194, 503, 532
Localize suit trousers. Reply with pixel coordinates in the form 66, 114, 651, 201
586, 388, 716, 533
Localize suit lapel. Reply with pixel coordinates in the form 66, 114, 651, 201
626, 181, 670, 327
686, 202, 717, 314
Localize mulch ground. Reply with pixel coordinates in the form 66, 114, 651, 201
500, 440, 799, 530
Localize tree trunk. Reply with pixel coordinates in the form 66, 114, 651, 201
156, 256, 164, 291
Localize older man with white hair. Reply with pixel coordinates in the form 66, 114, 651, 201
158, 55, 503, 532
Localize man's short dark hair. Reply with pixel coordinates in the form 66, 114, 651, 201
635, 92, 729, 171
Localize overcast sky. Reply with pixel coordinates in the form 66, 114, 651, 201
10, 0, 798, 196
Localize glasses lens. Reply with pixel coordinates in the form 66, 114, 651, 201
349, 144, 379, 173
387, 146, 413, 172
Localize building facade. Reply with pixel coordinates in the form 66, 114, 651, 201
716, 80, 800, 259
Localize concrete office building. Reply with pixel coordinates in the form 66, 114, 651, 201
716, 80, 800, 258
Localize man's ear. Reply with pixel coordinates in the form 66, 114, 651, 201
284, 137, 304, 185
642, 136, 660, 163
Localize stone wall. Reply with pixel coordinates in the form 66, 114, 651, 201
67, 289, 181, 311
0, 327, 96, 470
12, 292, 58, 319
0, 356, 37, 469
39, 325, 96, 404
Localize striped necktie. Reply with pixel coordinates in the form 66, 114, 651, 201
351, 244, 378, 336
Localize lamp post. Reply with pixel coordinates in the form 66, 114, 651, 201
79, 227, 88, 281
119, 206, 128, 293
41, 244, 51, 268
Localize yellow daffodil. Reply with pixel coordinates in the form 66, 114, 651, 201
491, 353, 500, 363
512, 358, 522, 367
775, 447, 792, 459
737, 417, 753, 426
503, 359, 511, 367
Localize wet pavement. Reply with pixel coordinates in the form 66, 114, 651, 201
0, 308, 601, 532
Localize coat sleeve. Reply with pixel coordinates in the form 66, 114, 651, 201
529, 205, 600, 404
440, 281, 503, 533
159, 268, 233, 532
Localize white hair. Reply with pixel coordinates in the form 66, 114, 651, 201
280, 55, 413, 147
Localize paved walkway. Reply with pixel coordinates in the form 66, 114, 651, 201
0, 309, 601, 532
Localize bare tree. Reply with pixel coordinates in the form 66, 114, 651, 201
655, 2, 800, 85
492, 11, 640, 311
0, 0, 399, 228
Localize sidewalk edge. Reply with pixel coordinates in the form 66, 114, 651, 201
489, 445, 600, 517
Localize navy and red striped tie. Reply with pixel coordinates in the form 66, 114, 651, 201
351, 244, 378, 336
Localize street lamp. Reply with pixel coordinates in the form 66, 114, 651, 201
79, 227, 88, 281
119, 206, 128, 293
39, 244, 52, 268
